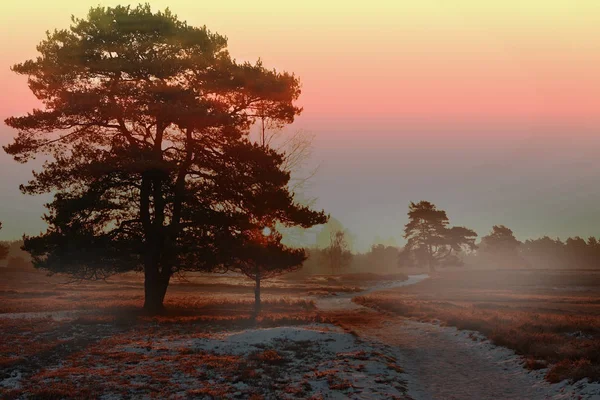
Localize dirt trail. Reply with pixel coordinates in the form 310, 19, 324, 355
314, 274, 429, 311
354, 318, 579, 400
317, 275, 595, 400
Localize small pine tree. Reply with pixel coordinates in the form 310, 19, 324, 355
232, 228, 308, 316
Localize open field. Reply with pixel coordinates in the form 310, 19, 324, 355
0, 267, 411, 399
0, 267, 410, 315
354, 270, 600, 383
0, 305, 411, 398
2, 267, 600, 398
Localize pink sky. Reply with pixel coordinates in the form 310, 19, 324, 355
1, 1, 599, 249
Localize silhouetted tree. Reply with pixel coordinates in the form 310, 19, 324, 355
564, 237, 589, 269
519, 235, 600, 270
0, 223, 8, 262
478, 225, 525, 268
480, 225, 520, 254
367, 244, 399, 271
403, 201, 477, 271
316, 218, 355, 250
322, 230, 352, 274
3, 5, 325, 313
231, 228, 308, 315
585, 237, 600, 268
521, 236, 565, 269
230, 120, 327, 314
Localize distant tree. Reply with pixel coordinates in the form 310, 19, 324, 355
478, 225, 525, 268
403, 201, 477, 272
521, 236, 565, 269
480, 225, 520, 254
316, 218, 355, 250
3, 5, 326, 313
0, 223, 8, 262
586, 237, 600, 268
367, 244, 399, 271
323, 230, 352, 274
564, 237, 585, 268
564, 236, 596, 269
519, 235, 600, 270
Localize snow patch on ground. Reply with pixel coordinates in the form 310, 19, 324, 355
0, 370, 22, 390
112, 324, 410, 399
0, 309, 88, 320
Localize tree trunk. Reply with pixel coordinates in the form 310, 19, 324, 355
143, 267, 171, 314
428, 257, 436, 273
427, 245, 435, 273
254, 274, 262, 316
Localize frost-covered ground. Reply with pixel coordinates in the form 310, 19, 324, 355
0, 309, 91, 321
359, 319, 600, 400
1, 322, 411, 399
2, 272, 599, 399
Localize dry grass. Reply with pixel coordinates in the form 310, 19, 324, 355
0, 266, 412, 398
0, 267, 401, 314
354, 270, 600, 383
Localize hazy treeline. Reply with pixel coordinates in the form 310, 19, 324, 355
492, 235, 600, 270
300, 244, 400, 275
4, 232, 600, 273
304, 223, 600, 274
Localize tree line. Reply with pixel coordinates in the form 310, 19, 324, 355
476, 229, 600, 270
308, 201, 600, 274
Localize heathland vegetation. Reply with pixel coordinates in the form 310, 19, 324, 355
1, 3, 599, 398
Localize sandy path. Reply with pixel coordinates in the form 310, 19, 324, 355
316, 274, 599, 400
314, 274, 429, 311
355, 319, 585, 400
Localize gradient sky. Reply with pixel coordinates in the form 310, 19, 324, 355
1, 1, 599, 250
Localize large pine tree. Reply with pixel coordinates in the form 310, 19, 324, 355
4, 5, 326, 312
